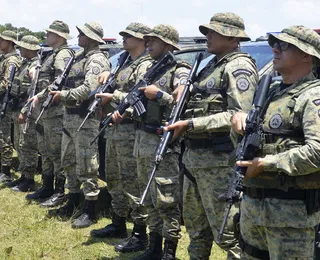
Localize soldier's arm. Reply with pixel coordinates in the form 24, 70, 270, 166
60, 55, 110, 102
263, 86, 320, 176
0, 58, 21, 95
190, 61, 258, 133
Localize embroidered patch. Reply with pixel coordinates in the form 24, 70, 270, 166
74, 67, 81, 75
92, 60, 105, 68
313, 99, 320, 106
159, 76, 167, 87
269, 114, 282, 129
92, 66, 100, 75
180, 78, 188, 85
236, 77, 250, 91
232, 69, 252, 77
120, 72, 128, 81
206, 78, 215, 89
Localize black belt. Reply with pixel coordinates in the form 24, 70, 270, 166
184, 135, 233, 152
134, 121, 163, 135
243, 187, 307, 200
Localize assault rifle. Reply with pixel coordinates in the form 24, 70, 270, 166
216, 74, 272, 244
77, 51, 130, 131
23, 47, 44, 134
90, 52, 176, 145
35, 56, 74, 124
0, 65, 16, 122
139, 52, 203, 205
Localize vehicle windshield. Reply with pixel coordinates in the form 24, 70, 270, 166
241, 44, 273, 70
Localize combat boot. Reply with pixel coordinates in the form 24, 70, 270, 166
131, 232, 163, 260
48, 192, 80, 218
11, 178, 36, 192
25, 175, 54, 200
90, 213, 127, 238
40, 177, 66, 207
114, 223, 148, 253
6, 174, 26, 188
72, 200, 97, 229
161, 240, 177, 260
0, 166, 12, 183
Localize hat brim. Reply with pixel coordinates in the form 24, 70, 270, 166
119, 29, 145, 40
199, 23, 251, 42
76, 25, 105, 44
46, 28, 73, 40
0, 35, 17, 44
16, 41, 40, 51
144, 33, 180, 50
268, 33, 320, 60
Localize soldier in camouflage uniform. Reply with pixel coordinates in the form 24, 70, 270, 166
0, 30, 22, 183
26, 21, 74, 206
112, 24, 190, 260
4, 35, 40, 192
90, 23, 153, 252
231, 26, 320, 259
47, 22, 110, 228
165, 13, 258, 260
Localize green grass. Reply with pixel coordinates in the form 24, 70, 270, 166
0, 174, 226, 260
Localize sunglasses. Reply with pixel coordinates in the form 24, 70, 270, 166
123, 34, 133, 39
272, 41, 291, 52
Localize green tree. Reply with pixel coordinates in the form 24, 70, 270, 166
0, 23, 46, 42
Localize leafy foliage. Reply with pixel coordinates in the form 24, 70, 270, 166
0, 23, 46, 42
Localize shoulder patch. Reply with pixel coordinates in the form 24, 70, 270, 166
232, 69, 252, 77
269, 114, 282, 129
236, 77, 249, 91
92, 60, 105, 68
313, 99, 320, 106
92, 66, 100, 75
8, 63, 16, 72
159, 76, 167, 87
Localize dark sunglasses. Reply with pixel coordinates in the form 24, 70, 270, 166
123, 34, 133, 39
272, 41, 291, 52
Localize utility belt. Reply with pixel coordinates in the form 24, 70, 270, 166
134, 121, 163, 136
244, 187, 320, 215
65, 107, 93, 119
184, 133, 233, 153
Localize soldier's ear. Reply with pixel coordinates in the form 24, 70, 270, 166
302, 53, 312, 63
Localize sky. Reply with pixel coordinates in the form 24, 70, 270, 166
2, 0, 319, 45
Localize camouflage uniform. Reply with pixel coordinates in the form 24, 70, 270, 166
0, 30, 22, 182
133, 25, 190, 258
26, 21, 74, 202
9, 36, 40, 187
182, 13, 258, 260
240, 26, 320, 260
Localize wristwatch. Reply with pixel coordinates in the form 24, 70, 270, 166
186, 119, 194, 132
156, 90, 163, 99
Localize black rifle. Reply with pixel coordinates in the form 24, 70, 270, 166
90, 52, 176, 145
0, 65, 17, 122
77, 51, 130, 131
23, 47, 44, 134
139, 52, 203, 205
35, 56, 74, 124
216, 74, 272, 244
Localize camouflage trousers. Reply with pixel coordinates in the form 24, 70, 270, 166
106, 124, 146, 225
61, 124, 99, 200
37, 115, 64, 183
11, 110, 38, 179
240, 195, 316, 260
182, 165, 240, 260
136, 153, 181, 241
0, 107, 13, 167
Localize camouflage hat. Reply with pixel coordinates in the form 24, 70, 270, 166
144, 24, 180, 50
0, 30, 17, 44
119, 22, 152, 40
16, 35, 40, 51
76, 22, 105, 44
46, 20, 72, 40
199, 12, 250, 42
268, 25, 320, 60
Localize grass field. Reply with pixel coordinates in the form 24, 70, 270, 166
0, 173, 226, 260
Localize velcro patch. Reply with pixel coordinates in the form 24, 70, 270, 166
232, 69, 252, 77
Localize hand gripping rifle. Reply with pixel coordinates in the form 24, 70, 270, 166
90, 52, 176, 146
139, 52, 203, 205
216, 74, 272, 244
77, 51, 130, 132
35, 56, 74, 124
23, 47, 44, 134
0, 65, 17, 123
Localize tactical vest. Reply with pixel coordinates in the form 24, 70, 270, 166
246, 79, 320, 190
115, 54, 152, 93
38, 46, 74, 92
139, 60, 190, 126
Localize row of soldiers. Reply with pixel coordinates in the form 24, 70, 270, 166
1, 11, 320, 260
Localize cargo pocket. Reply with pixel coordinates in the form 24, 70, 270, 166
154, 175, 180, 208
